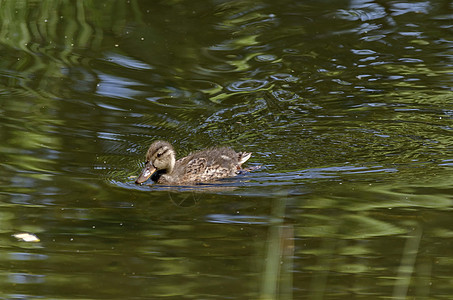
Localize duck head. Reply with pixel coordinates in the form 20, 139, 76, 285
135, 140, 176, 184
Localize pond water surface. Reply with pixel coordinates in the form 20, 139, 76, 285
0, 0, 452, 299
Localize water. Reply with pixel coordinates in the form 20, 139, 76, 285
0, 0, 452, 299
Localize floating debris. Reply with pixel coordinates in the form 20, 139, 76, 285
13, 233, 40, 242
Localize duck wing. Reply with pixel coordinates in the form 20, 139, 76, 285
184, 157, 208, 177
174, 148, 252, 183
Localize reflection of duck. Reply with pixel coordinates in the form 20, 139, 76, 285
135, 140, 252, 185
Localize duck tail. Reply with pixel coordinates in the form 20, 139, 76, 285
237, 152, 252, 166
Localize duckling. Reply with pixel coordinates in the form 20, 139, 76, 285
135, 140, 252, 185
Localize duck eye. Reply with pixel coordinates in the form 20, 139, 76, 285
157, 153, 162, 158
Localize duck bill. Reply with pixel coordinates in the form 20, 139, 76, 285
135, 162, 156, 184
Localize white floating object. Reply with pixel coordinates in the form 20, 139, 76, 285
13, 233, 40, 242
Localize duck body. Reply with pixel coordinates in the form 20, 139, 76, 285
135, 140, 252, 185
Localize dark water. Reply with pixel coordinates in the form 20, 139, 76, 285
0, 0, 452, 299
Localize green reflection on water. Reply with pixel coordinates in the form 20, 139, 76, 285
0, 0, 452, 299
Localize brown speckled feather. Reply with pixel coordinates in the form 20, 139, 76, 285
160, 147, 249, 184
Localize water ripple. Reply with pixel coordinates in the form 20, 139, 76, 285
105, 52, 153, 70
271, 90, 300, 102
269, 73, 298, 82
206, 214, 269, 225
227, 79, 269, 92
